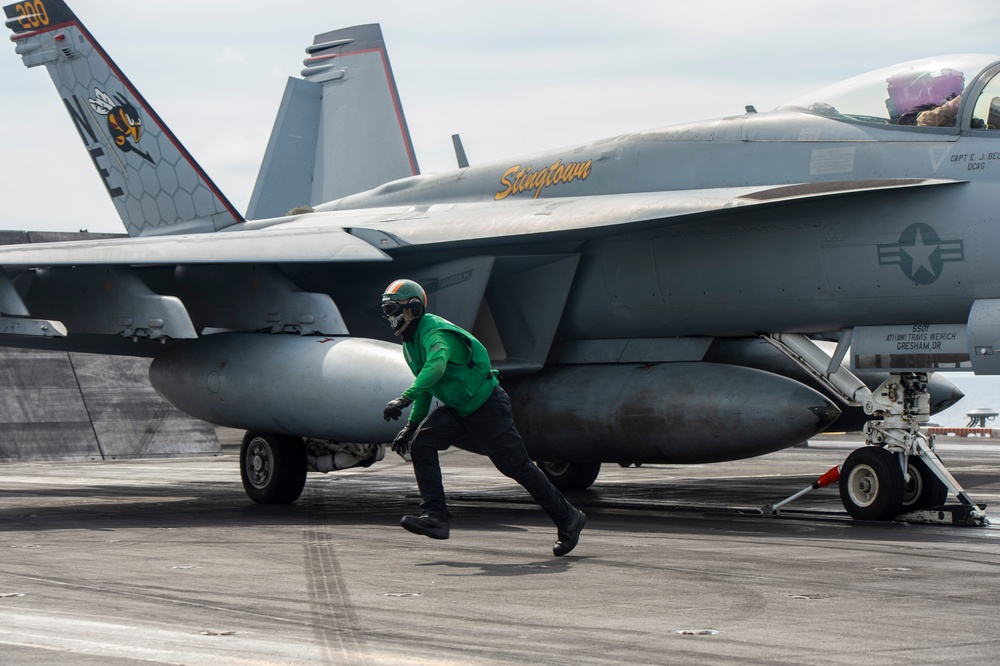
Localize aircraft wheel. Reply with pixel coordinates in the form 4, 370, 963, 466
240, 432, 307, 504
839, 447, 904, 521
901, 457, 948, 511
536, 461, 601, 491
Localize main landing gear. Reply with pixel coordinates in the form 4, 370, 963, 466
240, 432, 307, 504
536, 461, 602, 491
764, 334, 988, 526
239, 431, 384, 504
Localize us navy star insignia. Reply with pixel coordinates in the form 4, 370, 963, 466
877, 223, 964, 285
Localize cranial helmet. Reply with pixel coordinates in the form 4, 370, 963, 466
381, 279, 427, 334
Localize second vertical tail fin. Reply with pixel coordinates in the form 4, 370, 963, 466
247, 24, 420, 220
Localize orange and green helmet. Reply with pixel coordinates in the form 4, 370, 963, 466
381, 279, 427, 307
381, 279, 427, 332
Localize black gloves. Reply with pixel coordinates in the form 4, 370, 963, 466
384, 397, 416, 458
392, 421, 418, 458
383, 396, 413, 421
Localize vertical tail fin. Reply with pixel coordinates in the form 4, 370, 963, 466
247, 24, 420, 220
4, 0, 243, 236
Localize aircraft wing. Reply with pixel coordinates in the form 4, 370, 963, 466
352, 178, 962, 249
0, 178, 961, 266
0, 223, 391, 266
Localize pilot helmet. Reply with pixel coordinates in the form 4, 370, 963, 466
887, 67, 965, 120
381, 279, 427, 334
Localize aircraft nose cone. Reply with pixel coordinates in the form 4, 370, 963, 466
810, 403, 842, 432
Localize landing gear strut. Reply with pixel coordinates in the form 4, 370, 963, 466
852, 372, 986, 523
764, 333, 988, 525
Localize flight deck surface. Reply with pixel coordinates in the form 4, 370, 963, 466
0, 430, 998, 665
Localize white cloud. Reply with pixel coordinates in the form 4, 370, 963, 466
215, 48, 248, 66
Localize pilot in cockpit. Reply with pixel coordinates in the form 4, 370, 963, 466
916, 94, 962, 126
886, 67, 964, 125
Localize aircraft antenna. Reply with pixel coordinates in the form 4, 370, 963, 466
452, 134, 470, 168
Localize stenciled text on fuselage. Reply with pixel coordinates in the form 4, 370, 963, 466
495, 159, 593, 200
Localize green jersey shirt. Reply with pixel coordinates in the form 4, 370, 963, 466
400, 313, 499, 423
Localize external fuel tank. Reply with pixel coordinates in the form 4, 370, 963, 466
504, 363, 840, 464
151, 334, 840, 464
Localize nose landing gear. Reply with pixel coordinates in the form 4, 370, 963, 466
764, 333, 988, 526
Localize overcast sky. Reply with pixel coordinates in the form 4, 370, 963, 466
2, 0, 1000, 233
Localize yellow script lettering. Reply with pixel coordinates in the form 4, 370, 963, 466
494, 158, 592, 201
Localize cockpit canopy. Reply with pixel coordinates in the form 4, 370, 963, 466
779, 55, 1000, 128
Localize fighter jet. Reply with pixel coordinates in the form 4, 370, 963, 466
4, 0, 995, 524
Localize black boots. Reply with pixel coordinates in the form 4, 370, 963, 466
553, 510, 586, 556
400, 514, 451, 540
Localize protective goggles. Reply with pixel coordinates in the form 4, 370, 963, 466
381, 302, 403, 317
381, 301, 421, 318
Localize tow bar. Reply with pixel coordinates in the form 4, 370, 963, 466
762, 466, 840, 517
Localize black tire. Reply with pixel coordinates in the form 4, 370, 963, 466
536, 461, 601, 491
902, 456, 949, 511
839, 446, 905, 521
240, 432, 307, 504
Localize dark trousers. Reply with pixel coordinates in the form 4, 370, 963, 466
409, 386, 576, 528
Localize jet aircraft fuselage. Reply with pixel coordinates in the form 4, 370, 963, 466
303, 95, 999, 342
2, 1, 991, 514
